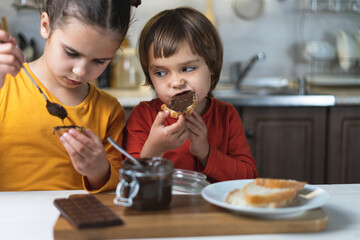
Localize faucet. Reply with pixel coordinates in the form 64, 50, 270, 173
233, 52, 266, 90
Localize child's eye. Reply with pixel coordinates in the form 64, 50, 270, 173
154, 70, 166, 77
182, 66, 196, 72
64, 50, 78, 57
93, 59, 106, 65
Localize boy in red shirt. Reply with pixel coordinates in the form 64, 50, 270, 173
124, 7, 257, 183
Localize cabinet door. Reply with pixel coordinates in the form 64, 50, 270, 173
241, 107, 326, 184
328, 107, 360, 184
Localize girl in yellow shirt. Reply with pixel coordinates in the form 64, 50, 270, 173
0, 0, 141, 192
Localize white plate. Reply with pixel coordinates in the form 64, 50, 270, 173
201, 179, 330, 218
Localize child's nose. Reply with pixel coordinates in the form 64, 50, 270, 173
170, 76, 185, 88
72, 64, 87, 78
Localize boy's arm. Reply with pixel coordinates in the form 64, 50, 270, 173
140, 111, 187, 158
125, 102, 188, 159
200, 105, 257, 181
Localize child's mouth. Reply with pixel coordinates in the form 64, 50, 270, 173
65, 78, 82, 86
173, 90, 191, 97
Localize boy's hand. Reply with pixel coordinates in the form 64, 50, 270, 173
185, 111, 209, 166
59, 128, 110, 190
0, 30, 25, 87
141, 111, 188, 158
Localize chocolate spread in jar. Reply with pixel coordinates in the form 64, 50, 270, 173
122, 157, 173, 210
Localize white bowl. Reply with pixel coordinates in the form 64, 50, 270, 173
336, 30, 358, 71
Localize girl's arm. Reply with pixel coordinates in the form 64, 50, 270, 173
0, 30, 25, 87
60, 128, 111, 189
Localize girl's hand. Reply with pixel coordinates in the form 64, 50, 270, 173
0, 30, 25, 86
59, 128, 110, 190
185, 111, 210, 166
141, 111, 188, 158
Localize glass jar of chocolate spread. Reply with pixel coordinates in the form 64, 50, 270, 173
114, 157, 173, 210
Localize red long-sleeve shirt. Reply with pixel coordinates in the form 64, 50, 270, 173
123, 98, 257, 183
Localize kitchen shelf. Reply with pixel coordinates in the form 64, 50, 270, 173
307, 58, 360, 76
306, 58, 360, 87
298, 0, 360, 13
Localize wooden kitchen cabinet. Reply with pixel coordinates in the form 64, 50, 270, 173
327, 107, 360, 184
239, 107, 327, 184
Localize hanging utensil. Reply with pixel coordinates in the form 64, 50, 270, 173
22, 66, 68, 121
232, 0, 264, 21
1, 16, 8, 33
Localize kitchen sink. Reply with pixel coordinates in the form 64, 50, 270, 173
214, 77, 300, 97
214, 87, 299, 97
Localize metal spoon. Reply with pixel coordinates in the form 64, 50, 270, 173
23, 66, 67, 121
107, 137, 142, 167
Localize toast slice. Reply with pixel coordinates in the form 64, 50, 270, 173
161, 91, 196, 119
53, 125, 84, 135
254, 178, 306, 190
226, 178, 306, 208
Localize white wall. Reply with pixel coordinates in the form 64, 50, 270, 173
1, 0, 359, 82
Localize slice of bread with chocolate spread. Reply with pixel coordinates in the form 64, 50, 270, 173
53, 125, 84, 135
161, 91, 197, 119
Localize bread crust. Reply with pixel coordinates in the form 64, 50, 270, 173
242, 181, 297, 206
255, 178, 306, 190
161, 103, 195, 119
226, 178, 306, 208
161, 92, 197, 119
53, 125, 84, 135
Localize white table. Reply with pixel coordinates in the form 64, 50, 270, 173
1, 184, 360, 240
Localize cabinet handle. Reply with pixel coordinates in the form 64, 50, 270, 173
245, 129, 254, 138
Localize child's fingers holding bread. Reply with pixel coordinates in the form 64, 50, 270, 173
153, 110, 170, 127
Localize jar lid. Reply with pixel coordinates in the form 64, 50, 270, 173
172, 169, 210, 194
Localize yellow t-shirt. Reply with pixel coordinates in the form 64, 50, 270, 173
0, 63, 125, 192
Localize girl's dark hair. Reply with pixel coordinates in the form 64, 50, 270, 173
138, 7, 223, 97
39, 0, 141, 39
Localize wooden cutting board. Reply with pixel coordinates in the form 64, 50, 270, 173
54, 194, 328, 239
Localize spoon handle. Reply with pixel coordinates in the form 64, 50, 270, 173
22, 66, 49, 101
107, 137, 142, 167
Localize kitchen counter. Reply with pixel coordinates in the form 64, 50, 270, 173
102, 83, 360, 108
1, 184, 360, 240
103, 86, 156, 108
308, 85, 360, 105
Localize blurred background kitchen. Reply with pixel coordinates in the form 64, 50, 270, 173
2, 0, 360, 82
1, 0, 360, 184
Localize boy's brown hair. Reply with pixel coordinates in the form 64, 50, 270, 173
138, 7, 223, 97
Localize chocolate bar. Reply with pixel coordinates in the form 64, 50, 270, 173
54, 194, 124, 229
